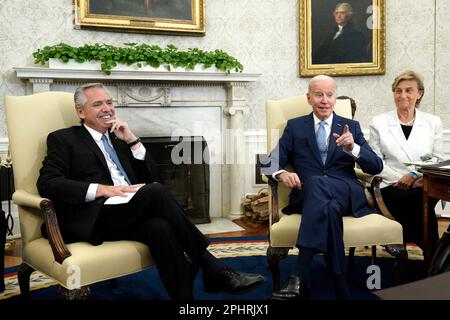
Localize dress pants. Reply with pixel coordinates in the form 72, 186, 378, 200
94, 182, 210, 300
297, 175, 351, 275
380, 185, 439, 250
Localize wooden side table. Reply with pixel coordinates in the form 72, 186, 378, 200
422, 169, 450, 269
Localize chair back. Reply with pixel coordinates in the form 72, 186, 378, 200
265, 95, 353, 212
5, 92, 78, 245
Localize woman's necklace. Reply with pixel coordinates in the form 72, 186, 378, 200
399, 110, 415, 126
399, 117, 415, 126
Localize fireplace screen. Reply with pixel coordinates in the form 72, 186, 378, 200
141, 136, 210, 224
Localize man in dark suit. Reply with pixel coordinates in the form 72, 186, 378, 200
37, 83, 265, 300
313, 3, 369, 64
264, 75, 383, 300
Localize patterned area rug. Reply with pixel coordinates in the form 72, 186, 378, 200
0, 237, 423, 300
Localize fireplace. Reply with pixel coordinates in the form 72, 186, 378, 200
142, 136, 210, 224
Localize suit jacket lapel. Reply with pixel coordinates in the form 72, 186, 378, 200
305, 113, 323, 165
79, 126, 110, 172
387, 112, 415, 161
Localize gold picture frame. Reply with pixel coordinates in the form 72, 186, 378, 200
74, 0, 205, 36
299, 0, 385, 77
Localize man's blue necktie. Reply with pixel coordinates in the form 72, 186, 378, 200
316, 120, 327, 164
101, 134, 131, 184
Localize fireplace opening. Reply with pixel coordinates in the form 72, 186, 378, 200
141, 136, 211, 224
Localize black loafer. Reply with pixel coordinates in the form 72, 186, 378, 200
203, 266, 266, 294
384, 244, 407, 259
270, 276, 310, 300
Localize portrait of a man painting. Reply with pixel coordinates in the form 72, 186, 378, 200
312, 2, 371, 64
74, 0, 205, 35
299, 0, 385, 77
89, 0, 192, 20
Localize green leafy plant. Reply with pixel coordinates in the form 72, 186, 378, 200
33, 43, 244, 75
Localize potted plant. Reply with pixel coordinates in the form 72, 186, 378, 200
33, 43, 244, 75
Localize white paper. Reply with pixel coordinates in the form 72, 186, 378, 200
440, 165, 450, 170
104, 192, 136, 205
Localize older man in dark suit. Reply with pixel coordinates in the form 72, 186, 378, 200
264, 75, 383, 300
37, 82, 265, 300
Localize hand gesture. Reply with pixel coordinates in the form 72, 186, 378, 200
277, 171, 302, 189
332, 124, 354, 152
106, 118, 138, 145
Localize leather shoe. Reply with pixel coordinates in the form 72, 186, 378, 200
203, 266, 266, 294
270, 276, 310, 300
384, 244, 407, 258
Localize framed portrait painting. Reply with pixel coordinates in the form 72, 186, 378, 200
299, 0, 385, 77
74, 0, 205, 36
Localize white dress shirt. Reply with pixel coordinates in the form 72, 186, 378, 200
333, 25, 344, 40
83, 124, 146, 201
272, 113, 360, 180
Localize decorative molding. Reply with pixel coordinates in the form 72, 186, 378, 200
118, 86, 171, 106
14, 67, 261, 84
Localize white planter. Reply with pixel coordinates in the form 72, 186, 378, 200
48, 58, 224, 73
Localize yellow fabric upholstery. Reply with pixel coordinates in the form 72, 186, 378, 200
5, 92, 154, 290
265, 95, 403, 249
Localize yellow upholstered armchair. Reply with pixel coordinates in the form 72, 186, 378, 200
5, 92, 154, 299
265, 95, 405, 291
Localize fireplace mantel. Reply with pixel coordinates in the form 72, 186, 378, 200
14, 66, 261, 220
14, 67, 261, 91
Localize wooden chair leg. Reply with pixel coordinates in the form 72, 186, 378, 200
267, 245, 289, 292
371, 245, 377, 265
18, 263, 35, 299
348, 247, 356, 266
391, 244, 408, 285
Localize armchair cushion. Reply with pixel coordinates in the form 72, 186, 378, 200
270, 213, 403, 248
24, 239, 153, 289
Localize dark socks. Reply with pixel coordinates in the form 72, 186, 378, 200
200, 250, 226, 276
292, 246, 316, 282
334, 274, 351, 300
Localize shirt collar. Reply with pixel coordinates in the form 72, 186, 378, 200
313, 113, 333, 127
83, 124, 108, 143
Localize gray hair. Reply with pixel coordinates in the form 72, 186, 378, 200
74, 83, 111, 109
335, 3, 353, 17
308, 75, 337, 93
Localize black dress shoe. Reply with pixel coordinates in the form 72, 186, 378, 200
203, 266, 266, 294
270, 276, 310, 300
384, 244, 407, 258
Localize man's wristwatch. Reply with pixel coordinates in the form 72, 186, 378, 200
127, 137, 141, 147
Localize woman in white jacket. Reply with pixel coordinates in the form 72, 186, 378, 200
369, 70, 446, 251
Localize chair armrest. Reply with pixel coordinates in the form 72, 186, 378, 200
370, 177, 396, 221
355, 168, 375, 185
12, 190, 72, 264
267, 177, 280, 224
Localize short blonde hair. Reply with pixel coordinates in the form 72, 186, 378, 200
391, 71, 425, 107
